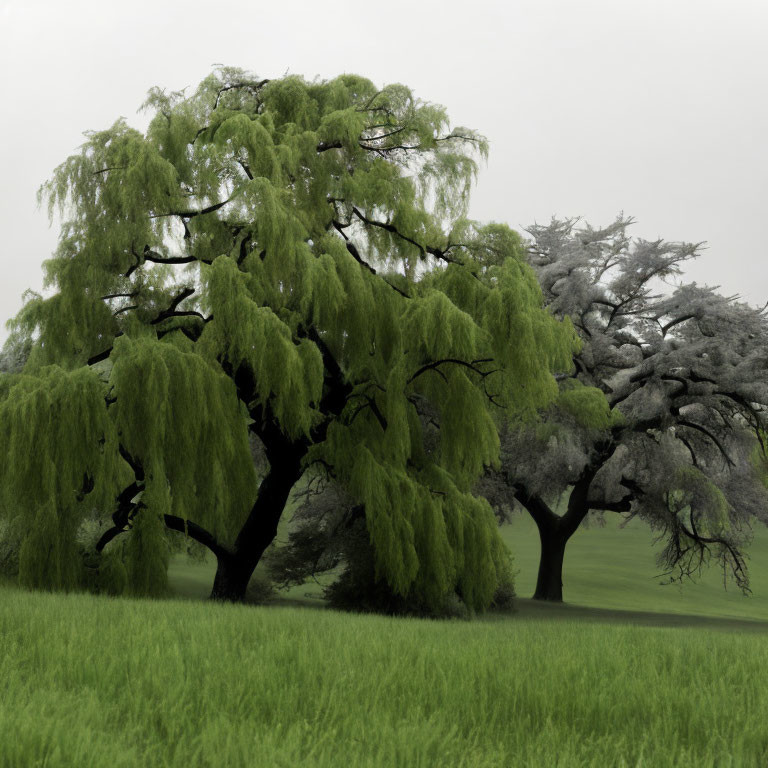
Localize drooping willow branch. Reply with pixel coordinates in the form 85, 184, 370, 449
407, 357, 502, 407
331, 219, 411, 299
95, 444, 231, 560
351, 206, 462, 265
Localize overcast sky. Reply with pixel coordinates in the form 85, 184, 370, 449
0, 0, 766, 345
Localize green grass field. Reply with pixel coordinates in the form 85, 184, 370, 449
169, 509, 768, 626
500, 511, 768, 627
3, 510, 768, 767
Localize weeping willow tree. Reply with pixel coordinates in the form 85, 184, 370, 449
4, 67, 577, 610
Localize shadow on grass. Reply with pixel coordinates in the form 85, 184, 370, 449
498, 597, 768, 633
237, 590, 768, 633
7, 558, 768, 632
165, 556, 768, 631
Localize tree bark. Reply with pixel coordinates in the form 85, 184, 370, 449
210, 335, 353, 603
518, 441, 622, 602
533, 522, 569, 601
210, 551, 258, 603
516, 472, 597, 603
209, 437, 306, 603
514, 489, 569, 602
531, 490, 634, 601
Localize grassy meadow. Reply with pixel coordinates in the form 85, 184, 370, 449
2, 510, 768, 766
169, 509, 768, 627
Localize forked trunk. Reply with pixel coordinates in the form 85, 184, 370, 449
209, 438, 306, 603
520, 486, 592, 603
519, 450, 616, 603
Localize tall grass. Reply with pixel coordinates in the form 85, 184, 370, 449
1, 583, 767, 767
4, 503, 768, 765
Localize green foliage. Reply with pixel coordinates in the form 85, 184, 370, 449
17, 504, 83, 591
124, 497, 171, 598
555, 380, 621, 431
97, 540, 129, 596
109, 335, 258, 549
200, 256, 324, 440
667, 466, 731, 539
0, 366, 126, 591
325, 437, 510, 611
424, 236, 580, 416
0, 518, 21, 581
0, 336, 257, 598
6, 66, 578, 612
322, 518, 472, 619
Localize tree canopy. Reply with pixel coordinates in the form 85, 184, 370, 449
1, 67, 577, 613
482, 215, 768, 600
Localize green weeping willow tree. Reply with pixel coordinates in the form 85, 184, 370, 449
2, 67, 577, 610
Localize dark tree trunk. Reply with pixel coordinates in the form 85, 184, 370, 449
516, 467, 600, 603
210, 340, 353, 603
533, 522, 569, 601
531, 488, 592, 602
210, 551, 258, 602
209, 437, 306, 603
514, 489, 571, 603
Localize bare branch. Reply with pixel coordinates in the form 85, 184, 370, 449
150, 199, 230, 220
675, 419, 735, 467
350, 206, 461, 265
213, 78, 270, 111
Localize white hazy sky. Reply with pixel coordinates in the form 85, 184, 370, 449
1, 0, 766, 345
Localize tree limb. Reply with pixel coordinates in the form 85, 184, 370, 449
351, 206, 461, 265
149, 286, 196, 325
332, 221, 411, 299
212, 79, 270, 111
512, 485, 560, 530
660, 314, 696, 337
150, 199, 230, 220
408, 357, 496, 385
676, 419, 735, 466
162, 515, 231, 561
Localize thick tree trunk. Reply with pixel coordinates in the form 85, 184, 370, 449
513, 490, 571, 603
515, 440, 623, 602
210, 342, 352, 603
210, 551, 258, 602
517, 474, 596, 603
533, 523, 569, 601
209, 438, 306, 603
532, 492, 592, 602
